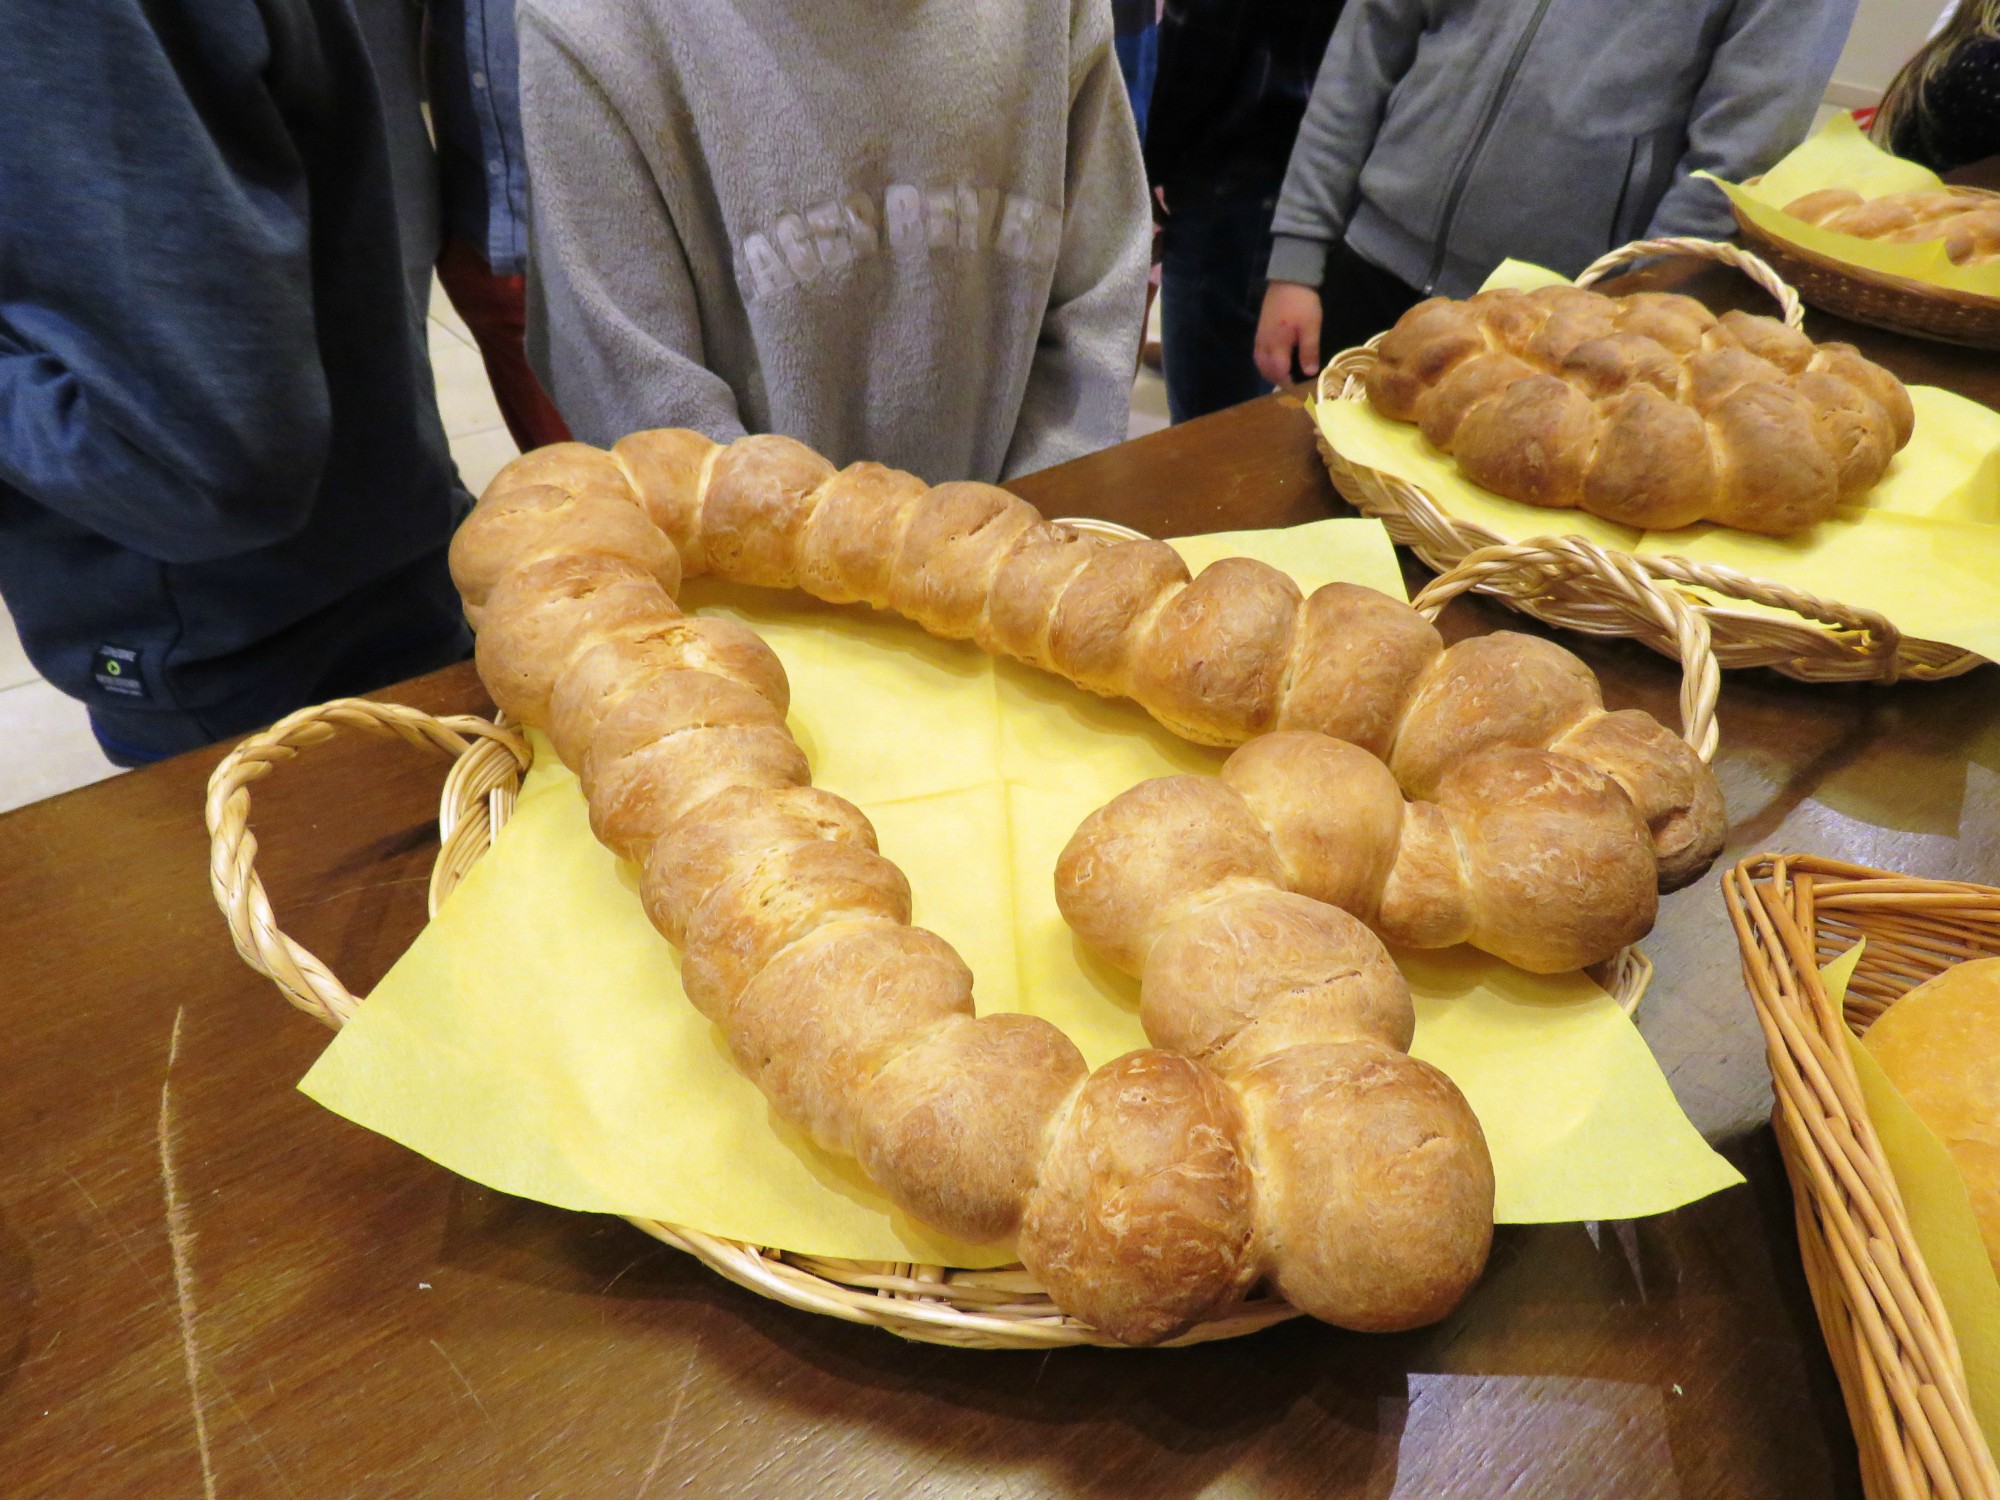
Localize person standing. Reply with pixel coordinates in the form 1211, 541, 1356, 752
0, 0, 472, 763
1254, 0, 1859, 387
1146, 0, 1345, 422
516, 0, 1151, 484
1873, 0, 2000, 175
429, 0, 573, 452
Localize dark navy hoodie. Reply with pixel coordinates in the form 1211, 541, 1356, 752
0, 0, 472, 762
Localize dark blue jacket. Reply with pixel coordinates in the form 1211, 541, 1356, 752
0, 0, 471, 761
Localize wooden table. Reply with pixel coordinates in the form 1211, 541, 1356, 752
4, 275, 1996, 1500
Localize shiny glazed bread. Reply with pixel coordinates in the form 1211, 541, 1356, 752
1362, 285, 1914, 537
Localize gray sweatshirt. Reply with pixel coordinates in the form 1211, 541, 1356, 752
517, 0, 1150, 484
1269, 0, 1858, 299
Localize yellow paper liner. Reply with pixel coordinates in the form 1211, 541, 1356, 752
300, 519, 1742, 1264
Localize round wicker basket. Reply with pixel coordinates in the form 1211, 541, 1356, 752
1313, 236, 1991, 686
1732, 194, 2000, 351
1723, 855, 2000, 1499
204, 527, 1709, 1348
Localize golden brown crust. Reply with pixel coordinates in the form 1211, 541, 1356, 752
1233, 1041, 1494, 1332
856, 1012, 1088, 1242
639, 785, 875, 947
1364, 285, 1911, 535
1018, 1051, 1259, 1346
473, 556, 680, 724
1784, 185, 2000, 266
1217, 733, 1404, 924
1044, 540, 1191, 694
794, 462, 931, 607
546, 616, 790, 771
1441, 748, 1658, 974
1055, 776, 1286, 975
1126, 558, 1302, 745
887, 483, 1043, 638
610, 428, 719, 569
699, 434, 836, 588
1140, 890, 1414, 1071
679, 841, 913, 1018
1389, 632, 1601, 801
726, 921, 974, 1155
1275, 583, 1443, 759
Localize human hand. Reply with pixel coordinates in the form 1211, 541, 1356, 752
1254, 281, 1323, 387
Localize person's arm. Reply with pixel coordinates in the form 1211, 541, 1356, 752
1001, 7, 1151, 481
517, 8, 746, 450
0, 1, 331, 566
1265, 0, 1428, 290
1644, 0, 1858, 239
1255, 0, 1427, 383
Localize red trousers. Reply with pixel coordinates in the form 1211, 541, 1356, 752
434, 238, 572, 452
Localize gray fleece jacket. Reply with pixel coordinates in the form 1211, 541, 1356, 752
517, 0, 1149, 484
1269, 0, 1858, 298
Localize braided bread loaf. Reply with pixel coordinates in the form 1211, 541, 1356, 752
1784, 186, 2000, 266
453, 429, 1724, 892
455, 447, 1496, 1345
1059, 731, 1654, 975
1363, 286, 1915, 536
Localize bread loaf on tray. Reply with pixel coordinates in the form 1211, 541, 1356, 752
454, 437, 1498, 1345
1361, 285, 1914, 537
1784, 186, 2000, 267
454, 429, 1724, 892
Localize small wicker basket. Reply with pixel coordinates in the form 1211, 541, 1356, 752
1732, 197, 2000, 351
1723, 853, 2000, 1499
1313, 237, 1991, 686
205, 529, 1715, 1349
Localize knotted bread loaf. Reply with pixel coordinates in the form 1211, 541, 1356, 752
1363, 285, 1914, 536
452, 429, 1724, 891
1059, 731, 1655, 975
1784, 186, 2000, 266
455, 443, 1496, 1345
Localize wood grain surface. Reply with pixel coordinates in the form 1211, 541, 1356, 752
3, 243, 1997, 1498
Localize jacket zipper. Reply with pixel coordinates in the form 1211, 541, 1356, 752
1422, 0, 1557, 294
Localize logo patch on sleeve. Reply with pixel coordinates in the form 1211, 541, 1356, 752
93, 645, 147, 698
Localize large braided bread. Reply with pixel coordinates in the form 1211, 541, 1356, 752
1363, 286, 1914, 536
1784, 186, 2000, 266
454, 438, 1497, 1345
454, 428, 1724, 894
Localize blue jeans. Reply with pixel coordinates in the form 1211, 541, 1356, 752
1159, 184, 1279, 425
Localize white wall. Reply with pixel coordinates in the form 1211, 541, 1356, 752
1826, 0, 1950, 108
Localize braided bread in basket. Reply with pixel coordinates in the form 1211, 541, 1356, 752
1365, 282, 1914, 536
430, 426, 1728, 1344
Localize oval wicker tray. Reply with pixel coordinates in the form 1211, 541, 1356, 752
1732, 193, 2000, 351
204, 526, 1712, 1348
1313, 236, 1991, 686
1723, 855, 2000, 1500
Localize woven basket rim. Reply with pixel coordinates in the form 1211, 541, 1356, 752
1723, 851, 2000, 1499
1311, 236, 1991, 686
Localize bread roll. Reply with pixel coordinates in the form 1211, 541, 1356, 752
1861, 957, 2000, 1271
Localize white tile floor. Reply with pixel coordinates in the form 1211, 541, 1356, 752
0, 285, 1170, 815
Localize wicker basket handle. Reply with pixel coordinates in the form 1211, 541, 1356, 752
1414, 536, 1721, 764
205, 698, 529, 1029
1577, 236, 1805, 329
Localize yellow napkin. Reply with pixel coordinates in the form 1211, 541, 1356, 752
1313, 260, 2000, 664
1823, 944, 2000, 1455
301, 518, 1741, 1264
1702, 113, 2000, 301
